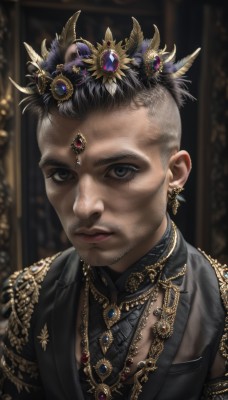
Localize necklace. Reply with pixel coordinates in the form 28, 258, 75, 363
84, 221, 177, 330
80, 222, 184, 400
80, 277, 159, 400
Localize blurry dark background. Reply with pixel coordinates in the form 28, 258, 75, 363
0, 0, 227, 277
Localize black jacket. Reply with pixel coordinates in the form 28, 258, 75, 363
1, 230, 228, 399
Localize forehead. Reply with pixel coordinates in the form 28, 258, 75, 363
37, 106, 161, 153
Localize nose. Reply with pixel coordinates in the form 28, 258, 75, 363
73, 175, 104, 221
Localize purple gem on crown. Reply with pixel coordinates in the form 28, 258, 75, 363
54, 80, 67, 97
101, 49, 119, 73
151, 55, 161, 72
98, 392, 107, 400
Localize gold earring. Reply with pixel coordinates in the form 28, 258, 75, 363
168, 187, 184, 215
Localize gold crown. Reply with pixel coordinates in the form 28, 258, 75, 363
10, 10, 201, 104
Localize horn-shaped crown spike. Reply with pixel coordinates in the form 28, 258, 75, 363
41, 39, 49, 60
149, 25, 160, 53
23, 42, 43, 64
125, 17, 144, 55
58, 10, 81, 48
9, 10, 201, 110
9, 77, 36, 95
104, 28, 114, 44
164, 44, 176, 64
172, 47, 201, 78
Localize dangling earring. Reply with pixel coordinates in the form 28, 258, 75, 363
168, 187, 184, 215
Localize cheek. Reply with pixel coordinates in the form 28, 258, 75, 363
116, 175, 167, 213
44, 182, 56, 205
44, 183, 68, 214
118, 182, 168, 230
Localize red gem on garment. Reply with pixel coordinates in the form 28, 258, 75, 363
126, 358, 133, 367
81, 352, 89, 364
120, 371, 129, 381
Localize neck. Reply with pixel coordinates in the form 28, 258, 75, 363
107, 216, 168, 273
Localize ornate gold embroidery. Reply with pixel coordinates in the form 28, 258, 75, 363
6, 253, 60, 353
0, 355, 39, 393
125, 221, 178, 293
125, 272, 144, 293
202, 379, 228, 398
0, 344, 39, 393
199, 250, 228, 375
37, 323, 49, 351
2, 344, 38, 379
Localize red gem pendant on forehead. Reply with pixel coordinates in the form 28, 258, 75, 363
70, 132, 87, 156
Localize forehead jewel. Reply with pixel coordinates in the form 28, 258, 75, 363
10, 10, 201, 109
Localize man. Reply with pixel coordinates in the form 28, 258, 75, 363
0, 10, 228, 400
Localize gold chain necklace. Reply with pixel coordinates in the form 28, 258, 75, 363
131, 276, 184, 399
80, 277, 159, 400
80, 222, 183, 400
84, 222, 177, 330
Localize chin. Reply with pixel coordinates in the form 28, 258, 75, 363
74, 247, 111, 267
74, 246, 128, 268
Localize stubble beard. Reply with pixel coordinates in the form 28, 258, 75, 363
74, 243, 134, 270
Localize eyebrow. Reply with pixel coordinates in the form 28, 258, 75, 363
94, 152, 143, 167
39, 152, 143, 170
39, 158, 70, 170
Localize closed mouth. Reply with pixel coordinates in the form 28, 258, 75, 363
74, 230, 113, 243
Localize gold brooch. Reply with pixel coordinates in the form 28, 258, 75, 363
37, 323, 49, 351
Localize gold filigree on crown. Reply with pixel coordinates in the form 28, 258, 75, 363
9, 10, 201, 105
82, 17, 143, 95
82, 29, 131, 96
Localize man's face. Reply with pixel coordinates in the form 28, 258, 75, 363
38, 106, 173, 271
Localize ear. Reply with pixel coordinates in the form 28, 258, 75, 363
168, 150, 192, 188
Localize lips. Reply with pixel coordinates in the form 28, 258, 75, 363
74, 229, 113, 243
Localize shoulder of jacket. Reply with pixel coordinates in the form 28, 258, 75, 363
198, 249, 228, 370
198, 249, 228, 308
1, 252, 61, 353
